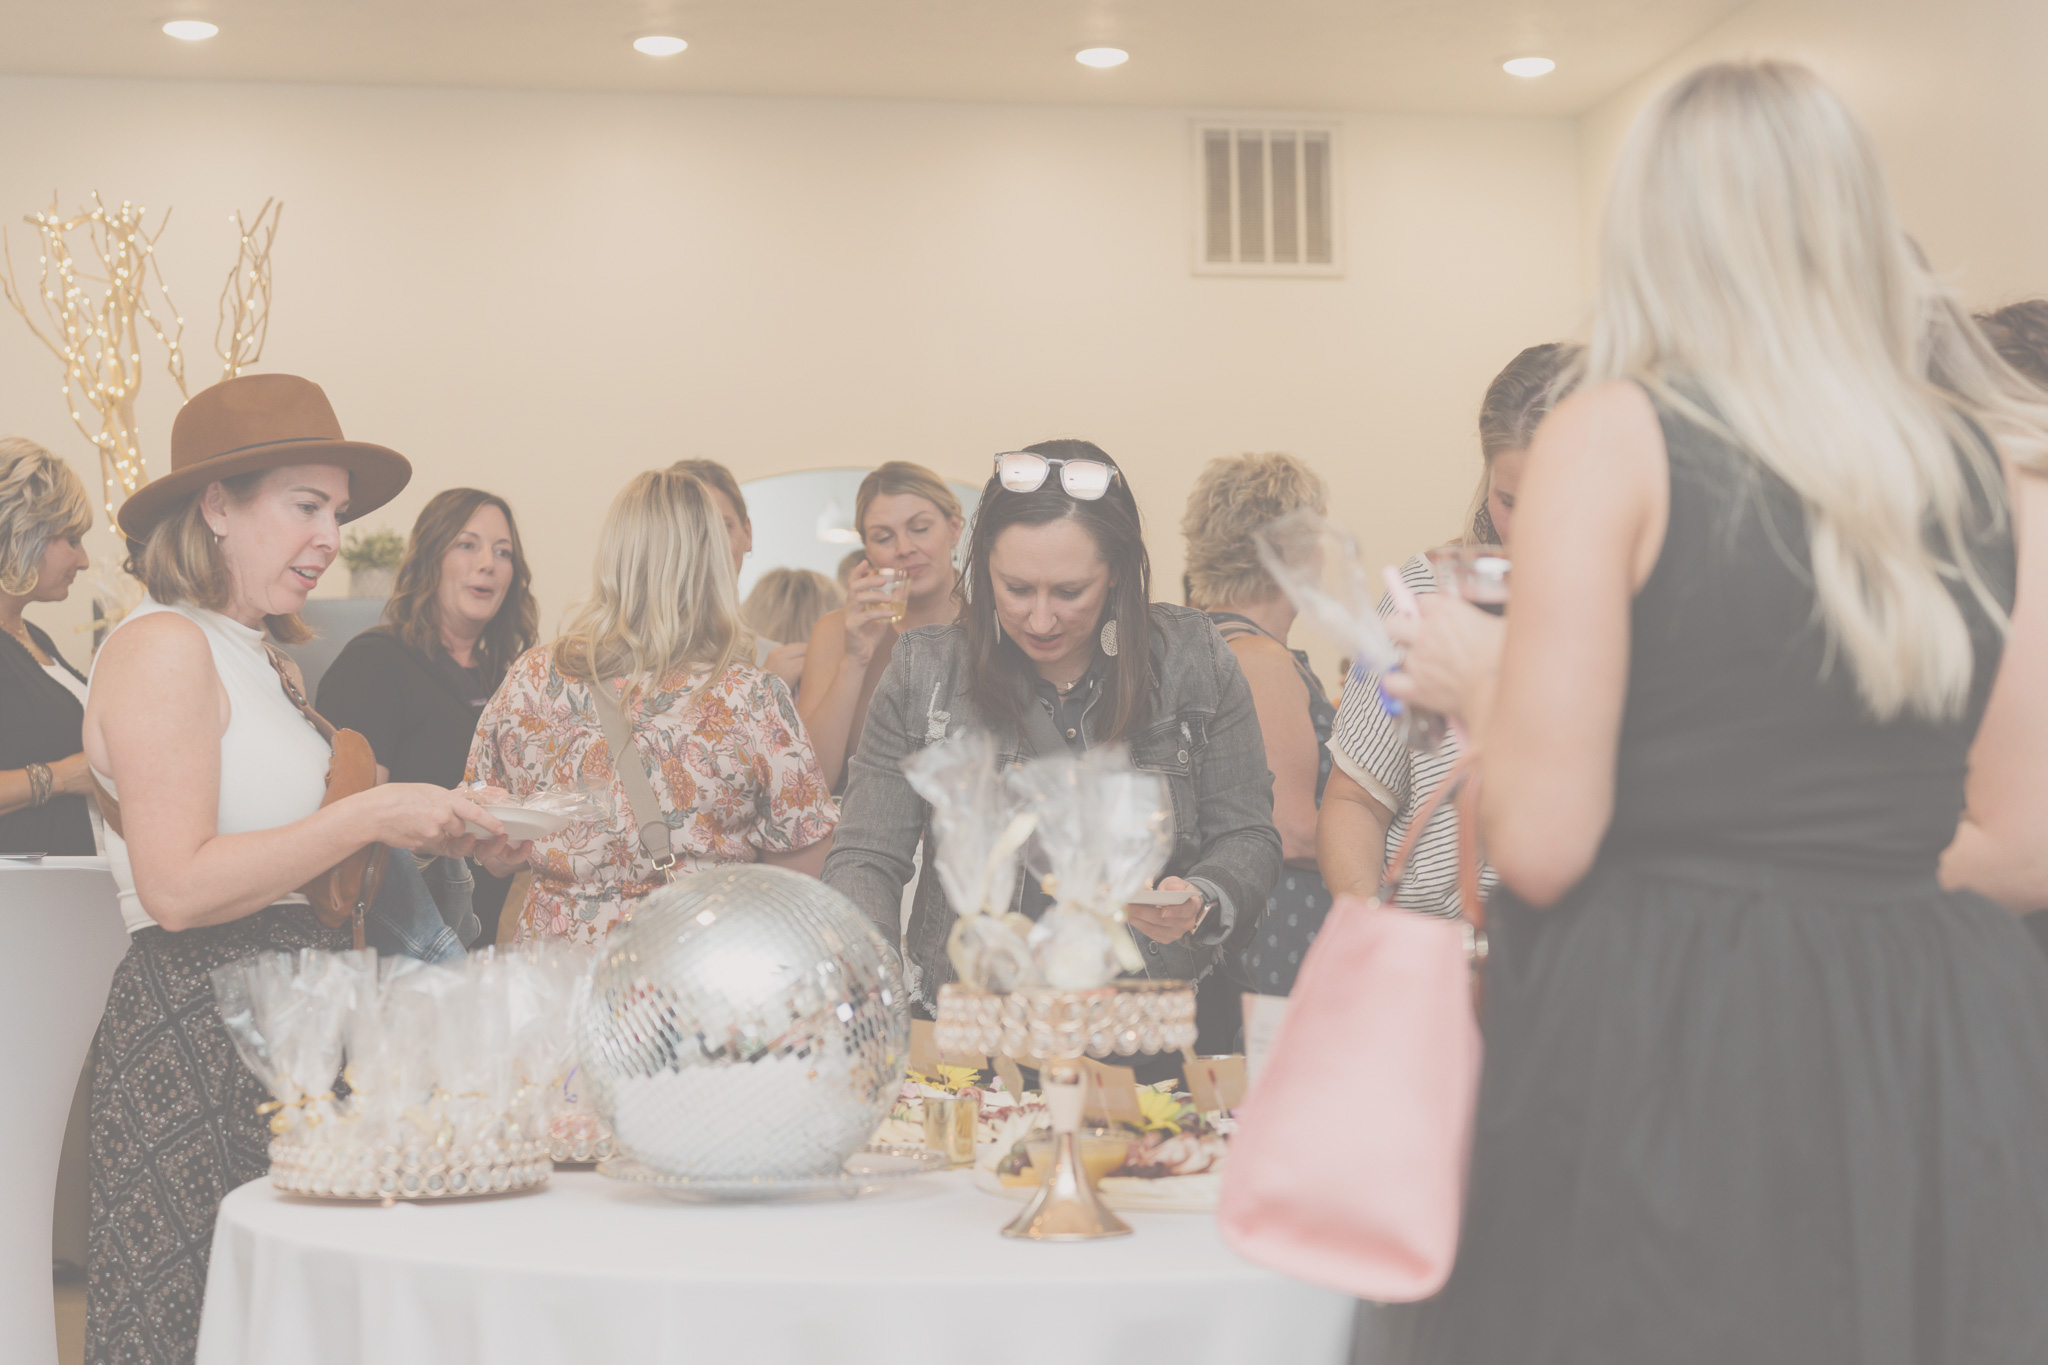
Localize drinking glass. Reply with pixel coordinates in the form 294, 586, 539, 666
878, 568, 912, 625
1424, 545, 1511, 615
1392, 546, 1512, 752
921, 1094, 977, 1167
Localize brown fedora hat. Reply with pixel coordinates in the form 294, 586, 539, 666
117, 374, 412, 542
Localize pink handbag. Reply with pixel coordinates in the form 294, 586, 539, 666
1218, 752, 1486, 1302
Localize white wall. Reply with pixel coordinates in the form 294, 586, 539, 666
0, 76, 1583, 675
1578, 0, 2048, 311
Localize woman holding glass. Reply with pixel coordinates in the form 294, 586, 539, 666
1314, 342, 1576, 928
800, 461, 965, 790
1371, 62, 2048, 1360
823, 441, 1281, 1057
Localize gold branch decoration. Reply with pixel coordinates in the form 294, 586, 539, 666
0, 193, 187, 521
0, 192, 284, 523
216, 198, 280, 381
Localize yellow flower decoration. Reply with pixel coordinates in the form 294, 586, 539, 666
914, 1064, 981, 1094
1136, 1088, 1186, 1134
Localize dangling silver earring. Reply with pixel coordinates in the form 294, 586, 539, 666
993, 612, 1003, 645
1100, 617, 1119, 657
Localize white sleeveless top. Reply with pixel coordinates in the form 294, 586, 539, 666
89, 598, 331, 934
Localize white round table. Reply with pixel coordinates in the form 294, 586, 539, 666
197, 1169, 1357, 1364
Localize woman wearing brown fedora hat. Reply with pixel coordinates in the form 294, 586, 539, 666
76, 374, 530, 1364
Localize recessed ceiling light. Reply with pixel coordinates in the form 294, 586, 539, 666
162, 19, 219, 40
1076, 47, 1129, 69
1502, 56, 1556, 78
633, 34, 688, 57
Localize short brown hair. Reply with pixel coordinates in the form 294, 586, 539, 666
1180, 453, 1328, 609
127, 472, 311, 643
669, 459, 749, 525
0, 437, 91, 596
380, 488, 539, 685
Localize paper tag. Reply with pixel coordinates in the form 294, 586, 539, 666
1077, 1057, 1145, 1128
1183, 1052, 1248, 1114
1242, 993, 1290, 1085
908, 1018, 941, 1072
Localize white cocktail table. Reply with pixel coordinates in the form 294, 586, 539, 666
0, 858, 128, 1365
197, 1168, 1356, 1364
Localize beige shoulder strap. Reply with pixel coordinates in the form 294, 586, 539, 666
261, 642, 339, 743
589, 679, 676, 882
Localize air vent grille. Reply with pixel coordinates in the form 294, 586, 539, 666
1194, 122, 1339, 276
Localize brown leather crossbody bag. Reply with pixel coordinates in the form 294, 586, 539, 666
93, 646, 388, 949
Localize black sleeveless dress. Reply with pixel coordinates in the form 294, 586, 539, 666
1381, 402, 2048, 1364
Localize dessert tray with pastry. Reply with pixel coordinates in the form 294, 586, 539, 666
968, 1082, 1232, 1213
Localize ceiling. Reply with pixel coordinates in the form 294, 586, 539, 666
0, 0, 1750, 114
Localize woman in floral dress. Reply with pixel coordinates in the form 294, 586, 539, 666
468, 467, 836, 944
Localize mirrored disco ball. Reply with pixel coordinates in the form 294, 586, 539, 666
575, 865, 908, 1180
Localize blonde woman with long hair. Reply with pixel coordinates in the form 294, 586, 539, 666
1377, 62, 2048, 1360
467, 468, 836, 944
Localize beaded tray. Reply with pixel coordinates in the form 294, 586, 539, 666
933, 979, 1197, 1064
269, 1133, 552, 1203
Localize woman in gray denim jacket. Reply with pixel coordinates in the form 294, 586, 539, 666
823, 440, 1281, 1055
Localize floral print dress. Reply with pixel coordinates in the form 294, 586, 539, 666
466, 646, 837, 945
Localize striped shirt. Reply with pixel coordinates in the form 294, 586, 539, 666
1326, 552, 1498, 918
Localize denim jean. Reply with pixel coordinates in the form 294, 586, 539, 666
364, 847, 480, 963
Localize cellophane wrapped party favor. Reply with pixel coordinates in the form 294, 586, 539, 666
904, 730, 1042, 993
210, 946, 590, 1201
1007, 745, 1173, 989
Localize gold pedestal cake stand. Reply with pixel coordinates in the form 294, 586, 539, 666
934, 979, 1198, 1241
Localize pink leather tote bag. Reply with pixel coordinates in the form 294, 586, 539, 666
1219, 754, 1486, 1302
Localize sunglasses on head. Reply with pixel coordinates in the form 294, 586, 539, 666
992, 450, 1121, 500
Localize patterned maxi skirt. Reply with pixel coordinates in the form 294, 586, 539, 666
85, 904, 349, 1365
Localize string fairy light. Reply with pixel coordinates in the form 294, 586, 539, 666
216, 198, 280, 380
0, 192, 282, 522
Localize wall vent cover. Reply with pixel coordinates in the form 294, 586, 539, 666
1193, 120, 1341, 277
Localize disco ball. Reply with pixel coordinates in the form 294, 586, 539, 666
575, 865, 908, 1180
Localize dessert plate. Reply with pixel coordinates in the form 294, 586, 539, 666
463, 804, 573, 842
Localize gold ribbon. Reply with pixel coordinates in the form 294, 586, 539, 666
255, 1090, 337, 1136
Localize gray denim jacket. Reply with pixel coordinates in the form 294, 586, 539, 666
822, 603, 1282, 1014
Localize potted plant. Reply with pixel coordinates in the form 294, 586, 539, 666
341, 526, 405, 598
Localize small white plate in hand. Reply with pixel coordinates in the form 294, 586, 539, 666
463, 804, 571, 842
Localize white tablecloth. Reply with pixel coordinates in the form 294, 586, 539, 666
198, 1169, 1356, 1364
